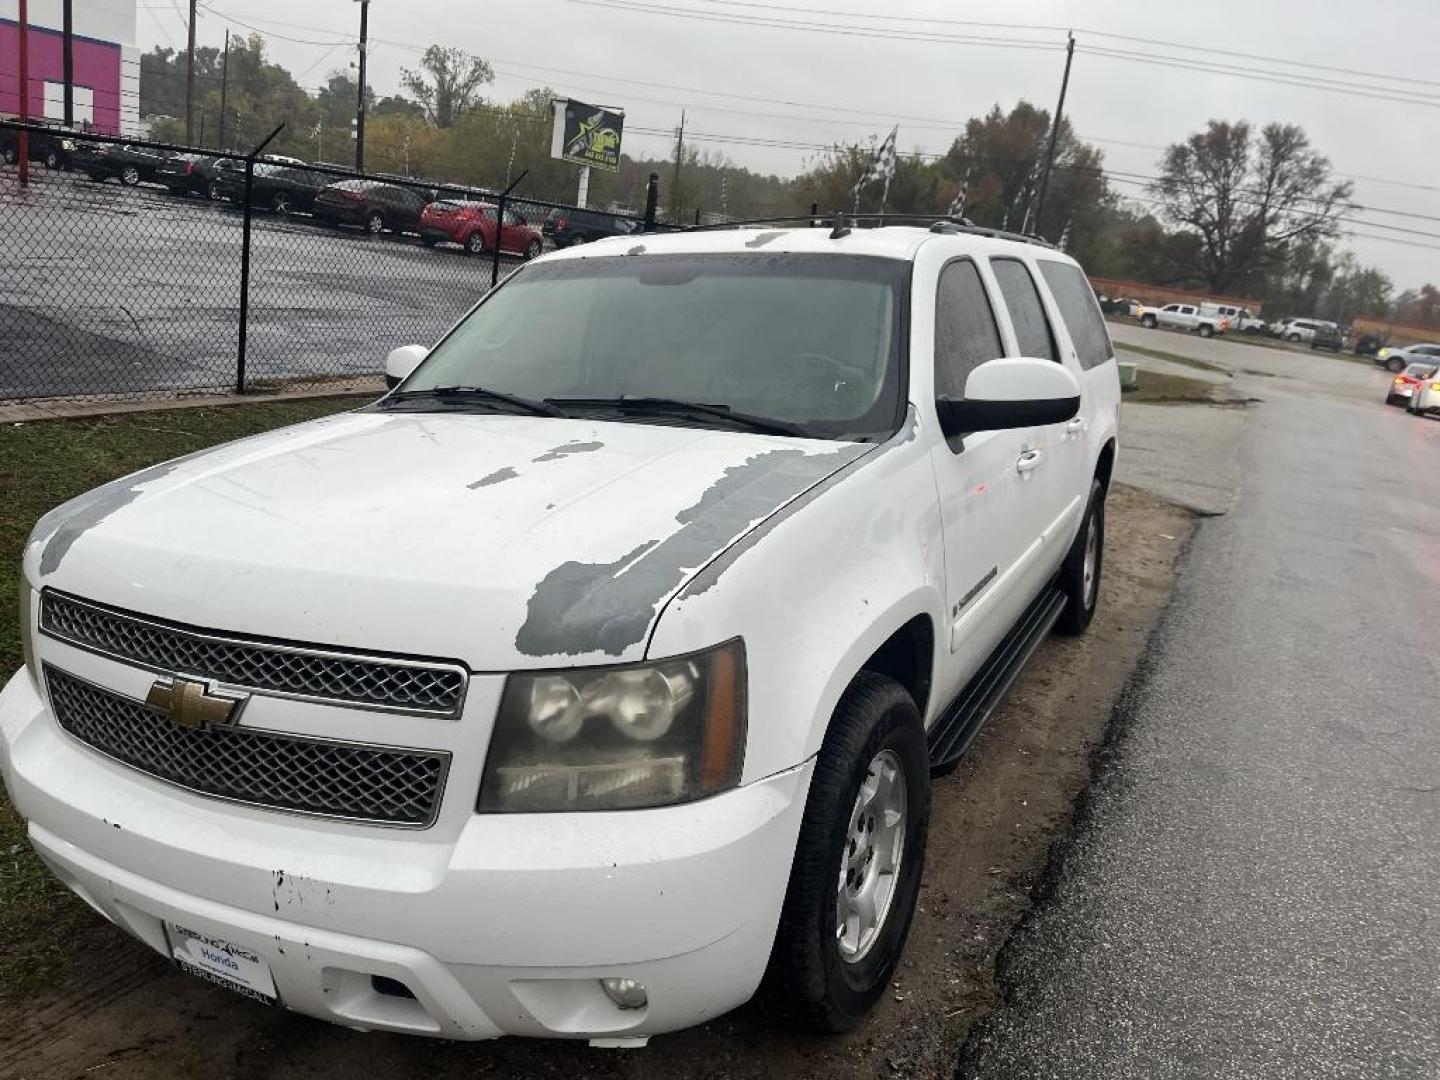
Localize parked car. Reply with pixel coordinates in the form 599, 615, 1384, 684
1353, 333, 1385, 357
1376, 342, 1440, 374
1386, 361, 1438, 406
214, 164, 334, 215
1310, 322, 1345, 351
1138, 302, 1228, 337
1271, 317, 1335, 345
71, 140, 168, 186
312, 178, 434, 235
542, 206, 639, 247
419, 200, 545, 257
1405, 365, 1440, 418
1098, 296, 1140, 316
1202, 303, 1268, 334
5, 222, 1118, 1043
155, 153, 216, 197
0, 120, 77, 170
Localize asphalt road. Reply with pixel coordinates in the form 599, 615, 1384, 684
0, 167, 522, 400
962, 328, 1440, 1078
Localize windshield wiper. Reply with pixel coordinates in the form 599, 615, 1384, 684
549, 396, 808, 437
385, 385, 570, 418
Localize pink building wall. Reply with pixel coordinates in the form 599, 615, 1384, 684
1, 19, 122, 133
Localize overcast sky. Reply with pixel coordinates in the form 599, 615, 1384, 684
138, 0, 1440, 290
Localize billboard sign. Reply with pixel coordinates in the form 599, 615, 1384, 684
550, 99, 625, 173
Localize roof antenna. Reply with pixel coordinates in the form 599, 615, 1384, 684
829, 210, 851, 239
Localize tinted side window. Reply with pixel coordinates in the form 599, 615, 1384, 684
1039, 260, 1114, 370
991, 259, 1057, 362
934, 260, 1004, 399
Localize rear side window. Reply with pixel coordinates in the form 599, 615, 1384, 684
934, 260, 1004, 398
990, 259, 1057, 362
1039, 260, 1115, 370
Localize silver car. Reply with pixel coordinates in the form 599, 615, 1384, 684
1376, 342, 1440, 374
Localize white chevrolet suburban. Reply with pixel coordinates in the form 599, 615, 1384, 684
2, 219, 1119, 1044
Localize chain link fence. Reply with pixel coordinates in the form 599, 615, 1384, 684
0, 121, 653, 406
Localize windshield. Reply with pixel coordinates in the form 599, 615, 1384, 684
399, 253, 909, 441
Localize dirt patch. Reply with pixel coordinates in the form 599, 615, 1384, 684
0, 486, 1193, 1080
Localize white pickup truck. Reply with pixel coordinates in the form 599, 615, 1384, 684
5, 219, 1119, 1044
1138, 302, 1229, 338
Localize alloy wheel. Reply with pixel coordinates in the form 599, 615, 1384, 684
836, 749, 907, 964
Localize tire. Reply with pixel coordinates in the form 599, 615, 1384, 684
207, 180, 223, 200
1, 147, 15, 165
765, 672, 929, 1034
45, 149, 59, 170
271, 191, 291, 215
524, 238, 543, 260
1141, 315, 1157, 329
366, 210, 385, 235
465, 231, 486, 256
1056, 479, 1105, 636
1386, 394, 1401, 406
1199, 324, 1214, 339
121, 165, 141, 186
1387, 356, 1406, 373
1287, 332, 1301, 343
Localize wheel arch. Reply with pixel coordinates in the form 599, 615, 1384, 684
1095, 437, 1117, 493
856, 614, 935, 718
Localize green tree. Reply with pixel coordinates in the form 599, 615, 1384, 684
138, 45, 223, 120
401, 46, 494, 128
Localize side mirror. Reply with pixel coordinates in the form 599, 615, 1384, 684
936, 357, 1080, 437
384, 344, 428, 389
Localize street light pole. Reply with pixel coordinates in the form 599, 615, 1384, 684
1034, 30, 1075, 239
62, 0, 74, 127
185, 0, 198, 144
354, 0, 370, 172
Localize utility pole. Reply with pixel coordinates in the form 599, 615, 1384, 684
185, 0, 198, 144
354, 0, 370, 172
671, 109, 685, 219
1034, 30, 1075, 238
17, 0, 28, 187
217, 29, 230, 148
62, 0, 74, 127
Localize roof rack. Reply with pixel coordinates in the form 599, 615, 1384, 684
683, 213, 1055, 249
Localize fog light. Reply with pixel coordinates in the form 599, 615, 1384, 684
600, 977, 648, 1010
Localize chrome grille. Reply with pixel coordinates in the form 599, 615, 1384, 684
41, 592, 467, 717
45, 667, 448, 826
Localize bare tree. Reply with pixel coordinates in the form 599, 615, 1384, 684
400, 46, 494, 128
1153, 120, 1352, 294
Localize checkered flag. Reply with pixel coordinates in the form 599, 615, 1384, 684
853, 125, 899, 210
947, 167, 972, 218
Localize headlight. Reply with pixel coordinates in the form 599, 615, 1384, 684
1378, 348, 1390, 358
18, 577, 38, 688
478, 639, 746, 813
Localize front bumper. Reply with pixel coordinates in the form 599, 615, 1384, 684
0, 668, 812, 1040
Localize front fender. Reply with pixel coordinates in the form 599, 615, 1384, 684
647, 417, 945, 783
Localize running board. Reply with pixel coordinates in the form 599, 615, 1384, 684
928, 587, 1067, 774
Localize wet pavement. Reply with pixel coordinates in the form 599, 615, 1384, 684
961, 334, 1440, 1077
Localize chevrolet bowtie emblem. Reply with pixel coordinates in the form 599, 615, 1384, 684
145, 678, 246, 731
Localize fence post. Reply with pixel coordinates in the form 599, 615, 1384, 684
643, 172, 660, 232
236, 124, 284, 395
492, 168, 529, 290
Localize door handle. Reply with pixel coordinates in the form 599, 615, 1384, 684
1017, 448, 1043, 473
1064, 417, 1085, 439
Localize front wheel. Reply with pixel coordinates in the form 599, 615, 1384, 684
1198, 324, 1214, 338
271, 191, 291, 214
524, 238, 543, 260
765, 672, 929, 1033
45, 149, 59, 170
1141, 315, 1157, 329
366, 211, 385, 235
121, 165, 141, 186
1287, 333, 1301, 343
465, 231, 486, 255
1388, 357, 1406, 373
1057, 479, 1105, 635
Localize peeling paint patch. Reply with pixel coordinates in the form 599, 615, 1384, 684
681, 408, 914, 598
744, 230, 786, 249
533, 440, 604, 463
36, 452, 206, 576
468, 467, 519, 489
515, 444, 866, 657
626, 244, 647, 255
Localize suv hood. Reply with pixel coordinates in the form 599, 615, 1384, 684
28, 411, 872, 667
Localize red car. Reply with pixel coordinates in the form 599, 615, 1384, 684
419, 200, 544, 258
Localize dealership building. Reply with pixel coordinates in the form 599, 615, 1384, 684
0, 0, 139, 135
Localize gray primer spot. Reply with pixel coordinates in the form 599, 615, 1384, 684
468, 466, 519, 489
680, 408, 916, 598
744, 230, 786, 249
626, 244, 647, 256
36, 453, 201, 576
515, 444, 866, 657
533, 440, 604, 463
